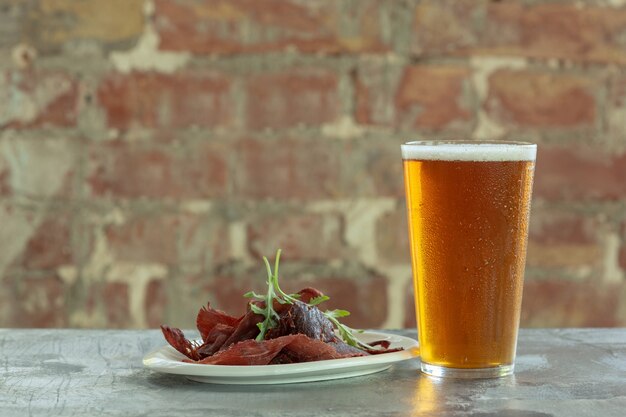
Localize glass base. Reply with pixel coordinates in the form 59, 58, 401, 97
421, 362, 514, 379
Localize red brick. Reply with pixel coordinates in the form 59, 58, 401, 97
526, 242, 603, 271
411, 0, 480, 55
0, 70, 78, 128
247, 213, 346, 262
145, 279, 168, 328
376, 205, 410, 264
31, 0, 144, 51
341, 138, 404, 198
245, 69, 339, 130
0, 205, 79, 273
87, 141, 228, 200
526, 210, 603, 270
534, 146, 626, 201
154, 0, 388, 55
202, 275, 257, 317
394, 65, 472, 130
234, 138, 340, 200
0, 275, 14, 326
19, 212, 74, 270
353, 64, 398, 127
481, 3, 626, 65
0, 169, 10, 196
14, 274, 66, 327
521, 280, 624, 327
104, 212, 230, 268
411, 2, 626, 65
177, 213, 232, 269
354, 70, 377, 126
80, 285, 98, 321
97, 71, 233, 130
529, 210, 598, 245
105, 214, 180, 265
103, 282, 130, 328
487, 70, 596, 128
607, 75, 626, 139
617, 222, 626, 270
0, 2, 27, 50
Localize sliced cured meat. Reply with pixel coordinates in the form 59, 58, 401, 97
294, 287, 324, 304
266, 301, 336, 342
362, 340, 403, 355
196, 323, 236, 357
270, 334, 365, 364
190, 334, 365, 366
160, 325, 201, 361
160, 284, 404, 366
266, 298, 383, 356
218, 309, 263, 350
196, 304, 240, 342
192, 335, 300, 365
215, 288, 328, 351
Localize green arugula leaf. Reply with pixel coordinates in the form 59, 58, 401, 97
244, 249, 375, 350
254, 252, 281, 341
265, 252, 300, 305
325, 309, 350, 318
249, 304, 264, 315
323, 310, 375, 350
308, 295, 330, 306
243, 291, 264, 301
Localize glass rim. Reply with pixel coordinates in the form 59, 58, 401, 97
401, 140, 537, 162
402, 140, 536, 147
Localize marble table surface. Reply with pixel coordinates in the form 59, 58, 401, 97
1, 328, 625, 417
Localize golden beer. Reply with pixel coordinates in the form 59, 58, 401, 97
402, 141, 536, 378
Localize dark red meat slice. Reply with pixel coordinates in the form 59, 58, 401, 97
265, 299, 394, 356
196, 304, 240, 342
270, 334, 366, 364
215, 288, 327, 351
266, 301, 336, 342
361, 340, 403, 354
294, 287, 324, 304
192, 335, 300, 365
160, 325, 201, 361
364, 346, 403, 355
196, 323, 236, 357
189, 334, 365, 366
218, 309, 263, 350
370, 340, 391, 349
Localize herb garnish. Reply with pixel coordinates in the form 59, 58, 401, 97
244, 249, 298, 341
244, 249, 375, 350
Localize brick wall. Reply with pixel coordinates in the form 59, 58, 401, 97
1, 0, 625, 329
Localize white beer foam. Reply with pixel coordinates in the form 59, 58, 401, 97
401, 141, 536, 161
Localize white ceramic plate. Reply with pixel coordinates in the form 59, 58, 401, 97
143, 331, 420, 385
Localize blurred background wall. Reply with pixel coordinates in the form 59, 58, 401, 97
0, 0, 625, 329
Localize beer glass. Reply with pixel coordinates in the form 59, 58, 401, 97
402, 140, 536, 378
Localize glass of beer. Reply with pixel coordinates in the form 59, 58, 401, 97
402, 140, 536, 378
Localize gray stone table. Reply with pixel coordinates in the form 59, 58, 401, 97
1, 329, 625, 417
